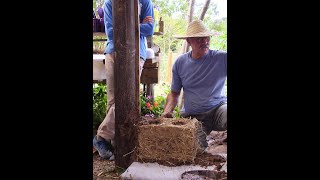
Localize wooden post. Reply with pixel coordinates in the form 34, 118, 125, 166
145, 37, 154, 101
113, 0, 140, 169
146, 84, 154, 102
166, 50, 173, 83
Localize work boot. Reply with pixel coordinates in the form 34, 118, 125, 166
93, 135, 113, 159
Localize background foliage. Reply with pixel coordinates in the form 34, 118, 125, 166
93, 83, 107, 129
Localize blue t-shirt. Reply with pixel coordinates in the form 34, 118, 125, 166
103, 0, 154, 60
171, 50, 227, 114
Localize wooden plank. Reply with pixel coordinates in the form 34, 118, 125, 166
152, 18, 164, 35
92, 39, 108, 41
93, 61, 106, 81
93, 32, 107, 41
146, 84, 154, 101
167, 51, 173, 83
141, 68, 158, 84
93, 80, 106, 84
153, 32, 164, 35
143, 59, 158, 68
93, 32, 106, 36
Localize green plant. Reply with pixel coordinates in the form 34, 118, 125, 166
93, 83, 107, 129
160, 82, 171, 95
140, 83, 181, 118
173, 106, 181, 118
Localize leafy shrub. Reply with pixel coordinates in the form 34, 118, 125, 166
140, 83, 181, 118
93, 83, 107, 129
140, 93, 166, 118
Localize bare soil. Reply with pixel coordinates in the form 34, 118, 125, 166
93, 152, 123, 180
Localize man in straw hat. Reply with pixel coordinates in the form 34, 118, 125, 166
161, 20, 227, 148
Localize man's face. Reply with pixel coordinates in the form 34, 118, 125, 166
187, 36, 210, 54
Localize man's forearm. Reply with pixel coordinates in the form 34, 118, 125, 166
163, 91, 179, 114
140, 16, 154, 36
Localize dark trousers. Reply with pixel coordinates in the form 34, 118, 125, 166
181, 102, 227, 148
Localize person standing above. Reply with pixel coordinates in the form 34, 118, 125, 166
93, 0, 154, 160
161, 20, 227, 148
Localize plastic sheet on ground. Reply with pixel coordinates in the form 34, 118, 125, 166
120, 162, 216, 180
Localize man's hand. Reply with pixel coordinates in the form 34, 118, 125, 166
161, 91, 180, 118
161, 111, 173, 118
142, 16, 154, 24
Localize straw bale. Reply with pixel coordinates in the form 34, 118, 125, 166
136, 118, 201, 165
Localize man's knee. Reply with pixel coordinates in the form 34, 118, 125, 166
212, 103, 227, 131
222, 108, 227, 129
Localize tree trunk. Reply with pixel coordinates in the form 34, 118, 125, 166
182, 0, 195, 53
178, 0, 196, 110
187, 0, 195, 23
199, 0, 211, 20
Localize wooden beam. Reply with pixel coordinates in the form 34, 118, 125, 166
141, 68, 158, 84
113, 0, 140, 169
146, 84, 154, 101
93, 80, 106, 84
166, 51, 173, 83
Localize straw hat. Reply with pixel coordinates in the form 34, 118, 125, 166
173, 20, 214, 39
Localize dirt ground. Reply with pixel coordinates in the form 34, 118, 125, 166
93, 153, 122, 180
93, 130, 227, 179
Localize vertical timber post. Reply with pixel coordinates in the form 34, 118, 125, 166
113, 0, 140, 169
166, 50, 173, 83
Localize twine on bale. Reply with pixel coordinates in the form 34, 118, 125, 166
122, 147, 136, 157
135, 118, 202, 166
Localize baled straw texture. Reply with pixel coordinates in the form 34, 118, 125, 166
136, 118, 201, 166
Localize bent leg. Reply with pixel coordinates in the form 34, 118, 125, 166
181, 102, 227, 148
212, 103, 227, 131
105, 54, 115, 113
97, 104, 115, 140
97, 54, 115, 140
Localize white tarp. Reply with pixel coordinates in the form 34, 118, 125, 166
120, 162, 215, 180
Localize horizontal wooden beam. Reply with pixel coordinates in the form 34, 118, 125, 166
93, 39, 107, 41
93, 80, 106, 84
153, 32, 163, 35
93, 32, 106, 36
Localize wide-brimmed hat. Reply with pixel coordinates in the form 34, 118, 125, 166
173, 20, 214, 39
